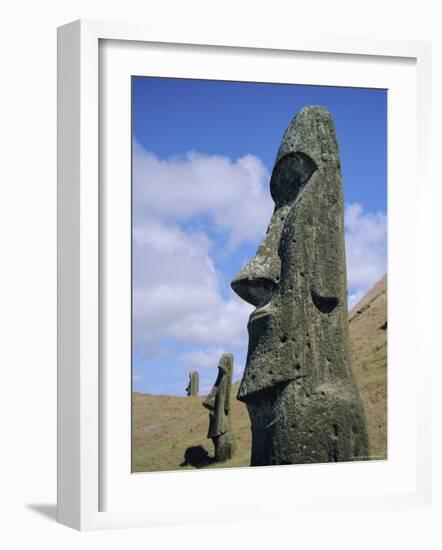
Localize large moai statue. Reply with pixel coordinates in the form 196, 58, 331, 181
231, 106, 369, 466
185, 370, 199, 397
203, 353, 236, 462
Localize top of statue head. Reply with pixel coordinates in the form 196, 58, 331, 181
275, 106, 339, 165
270, 106, 339, 207
218, 353, 233, 374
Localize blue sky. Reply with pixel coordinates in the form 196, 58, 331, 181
132, 77, 387, 396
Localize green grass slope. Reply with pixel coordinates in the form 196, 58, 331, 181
132, 274, 387, 472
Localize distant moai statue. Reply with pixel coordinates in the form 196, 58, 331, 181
203, 353, 236, 462
231, 106, 369, 466
185, 371, 199, 397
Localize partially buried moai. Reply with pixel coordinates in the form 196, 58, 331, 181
203, 353, 236, 462
185, 370, 199, 397
231, 106, 369, 466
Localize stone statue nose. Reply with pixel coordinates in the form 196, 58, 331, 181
231, 207, 287, 307
231, 273, 277, 307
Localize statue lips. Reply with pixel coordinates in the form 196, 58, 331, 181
248, 303, 275, 325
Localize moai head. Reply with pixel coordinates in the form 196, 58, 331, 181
218, 353, 233, 389
231, 106, 368, 465
185, 370, 199, 396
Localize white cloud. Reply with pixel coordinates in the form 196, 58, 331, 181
179, 347, 228, 370
345, 202, 387, 308
132, 143, 267, 355
133, 141, 273, 250
133, 219, 253, 353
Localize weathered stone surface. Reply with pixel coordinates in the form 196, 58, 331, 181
185, 370, 199, 397
231, 106, 369, 466
203, 353, 236, 462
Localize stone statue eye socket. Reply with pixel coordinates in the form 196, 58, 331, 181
270, 152, 317, 206
311, 288, 339, 314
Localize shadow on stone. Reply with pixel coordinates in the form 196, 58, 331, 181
180, 445, 213, 468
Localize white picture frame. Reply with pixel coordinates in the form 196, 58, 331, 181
57, 19, 432, 531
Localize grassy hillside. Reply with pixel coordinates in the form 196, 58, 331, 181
132, 382, 251, 472
349, 274, 387, 459
132, 275, 387, 472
